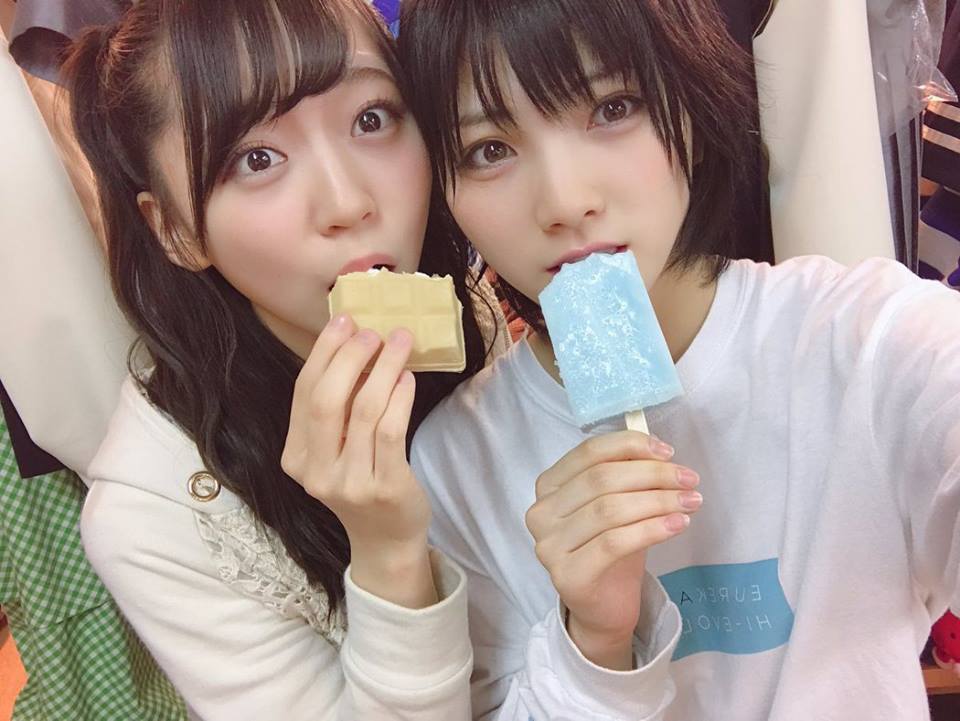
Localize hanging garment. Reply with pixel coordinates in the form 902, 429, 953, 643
879, 118, 922, 271
867, 0, 955, 271
919, 189, 960, 288
0, 405, 187, 721
919, 0, 960, 288
8, 0, 129, 83
922, 0, 960, 192
754, 0, 897, 265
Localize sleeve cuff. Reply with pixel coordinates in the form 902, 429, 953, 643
546, 572, 681, 717
342, 548, 472, 690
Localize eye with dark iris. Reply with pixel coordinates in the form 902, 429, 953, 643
481, 142, 509, 164
246, 149, 273, 173
358, 111, 383, 134
590, 95, 644, 128
601, 99, 629, 123
460, 138, 516, 170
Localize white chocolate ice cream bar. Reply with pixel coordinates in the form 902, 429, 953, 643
328, 270, 466, 373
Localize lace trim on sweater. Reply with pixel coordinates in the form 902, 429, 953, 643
194, 505, 346, 648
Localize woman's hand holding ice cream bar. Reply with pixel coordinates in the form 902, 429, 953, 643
528, 251, 700, 670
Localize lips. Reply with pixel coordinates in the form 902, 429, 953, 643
330, 254, 397, 290
548, 244, 628, 274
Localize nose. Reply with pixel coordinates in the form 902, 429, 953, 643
533, 142, 605, 233
310, 151, 376, 237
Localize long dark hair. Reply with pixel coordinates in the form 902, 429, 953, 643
63, 0, 487, 611
399, 0, 764, 333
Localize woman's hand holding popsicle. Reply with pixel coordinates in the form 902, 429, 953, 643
281, 314, 437, 609
525, 430, 702, 671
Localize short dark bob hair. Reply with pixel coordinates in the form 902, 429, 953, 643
400, 0, 764, 332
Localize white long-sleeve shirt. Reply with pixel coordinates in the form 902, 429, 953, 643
83, 378, 473, 721
411, 255, 960, 720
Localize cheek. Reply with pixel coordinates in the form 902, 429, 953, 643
613, 136, 690, 236
448, 181, 523, 260
449, 181, 547, 297
616, 133, 686, 198
377, 132, 432, 234
203, 196, 305, 290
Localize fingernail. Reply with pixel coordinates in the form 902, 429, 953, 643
652, 439, 675, 460
398, 370, 415, 385
676, 467, 700, 489
331, 314, 350, 328
388, 328, 412, 348
679, 491, 703, 510
665, 513, 690, 533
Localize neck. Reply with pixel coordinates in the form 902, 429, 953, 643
255, 307, 317, 361
529, 260, 718, 384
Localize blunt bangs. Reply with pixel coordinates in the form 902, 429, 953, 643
400, 0, 766, 332
163, 0, 397, 241
400, 0, 721, 191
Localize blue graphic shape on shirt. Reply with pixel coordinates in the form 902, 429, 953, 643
658, 558, 794, 661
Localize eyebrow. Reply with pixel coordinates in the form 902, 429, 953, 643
457, 69, 625, 129
458, 107, 512, 130
341, 65, 397, 86
238, 66, 398, 144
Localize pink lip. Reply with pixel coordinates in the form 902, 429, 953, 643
331, 254, 397, 289
548, 244, 628, 274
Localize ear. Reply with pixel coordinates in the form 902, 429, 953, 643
137, 190, 212, 271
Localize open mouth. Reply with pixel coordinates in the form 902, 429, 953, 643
329, 256, 397, 291
548, 244, 628, 274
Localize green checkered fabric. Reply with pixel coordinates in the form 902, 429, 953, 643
0, 416, 186, 720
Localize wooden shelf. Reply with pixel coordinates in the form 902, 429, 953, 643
925, 663, 960, 696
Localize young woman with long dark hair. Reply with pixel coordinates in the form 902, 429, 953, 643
62, 1, 494, 717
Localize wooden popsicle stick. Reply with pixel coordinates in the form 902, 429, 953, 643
624, 409, 648, 434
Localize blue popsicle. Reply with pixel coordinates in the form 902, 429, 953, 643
538, 250, 683, 429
